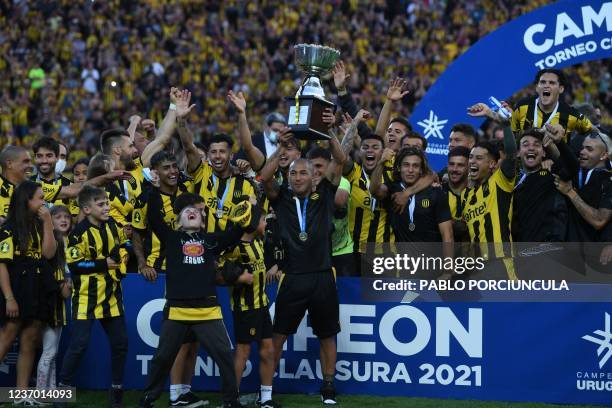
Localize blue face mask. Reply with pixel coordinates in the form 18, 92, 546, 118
266, 130, 278, 144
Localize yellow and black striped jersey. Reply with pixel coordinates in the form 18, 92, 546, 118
132, 182, 191, 270
461, 168, 515, 259
222, 239, 268, 312
110, 163, 146, 223
0, 175, 15, 218
346, 162, 394, 253
31, 174, 78, 215
66, 217, 130, 320
0, 223, 42, 261
511, 96, 592, 141
441, 182, 465, 221
189, 161, 255, 233
107, 182, 134, 227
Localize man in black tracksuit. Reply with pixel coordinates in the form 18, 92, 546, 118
139, 193, 259, 408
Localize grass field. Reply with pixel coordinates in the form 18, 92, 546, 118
67, 391, 601, 407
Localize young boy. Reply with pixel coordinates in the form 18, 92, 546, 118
139, 193, 261, 408
57, 185, 130, 408
220, 213, 280, 408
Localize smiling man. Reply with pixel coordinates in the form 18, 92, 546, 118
512, 128, 573, 242
461, 123, 517, 276
0, 146, 33, 220
511, 68, 592, 141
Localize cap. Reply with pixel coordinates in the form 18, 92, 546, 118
266, 112, 287, 126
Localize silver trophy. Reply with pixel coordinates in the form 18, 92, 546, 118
287, 44, 341, 140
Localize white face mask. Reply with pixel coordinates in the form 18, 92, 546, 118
266, 130, 278, 144
55, 159, 67, 174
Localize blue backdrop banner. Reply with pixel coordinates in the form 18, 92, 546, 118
409, 0, 612, 170
1, 275, 609, 405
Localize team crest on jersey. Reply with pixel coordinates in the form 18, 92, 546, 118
311, 193, 319, 201
70, 247, 80, 259
0, 242, 9, 253
183, 242, 204, 257
539, 170, 547, 176
421, 199, 430, 208
134, 211, 141, 223
249, 328, 256, 336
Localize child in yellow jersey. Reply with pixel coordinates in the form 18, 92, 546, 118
221, 212, 280, 407
58, 186, 130, 408
36, 205, 72, 390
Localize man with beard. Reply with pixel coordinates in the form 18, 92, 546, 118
461, 122, 517, 278
511, 69, 592, 141
441, 147, 470, 242
512, 126, 574, 242
32, 137, 119, 211
341, 110, 394, 269
555, 131, 612, 242
262, 132, 345, 404
0, 146, 32, 221
100, 128, 142, 228
179, 112, 256, 234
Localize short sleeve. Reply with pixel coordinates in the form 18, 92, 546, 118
575, 113, 593, 135
433, 188, 452, 224
339, 177, 351, 193
66, 233, 86, 264
188, 160, 212, 185
345, 162, 360, 184
492, 167, 515, 193
132, 196, 148, 231
0, 227, 14, 261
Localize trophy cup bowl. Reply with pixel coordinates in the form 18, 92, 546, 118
294, 44, 341, 78
287, 44, 341, 140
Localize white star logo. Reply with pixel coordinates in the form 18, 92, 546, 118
583, 312, 612, 369
417, 110, 448, 140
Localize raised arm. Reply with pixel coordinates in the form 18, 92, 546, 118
228, 90, 266, 172
126, 114, 141, 144
500, 125, 517, 179
261, 148, 281, 202
332, 61, 371, 137
176, 110, 203, 174
341, 109, 370, 176
370, 148, 394, 200
145, 88, 195, 167
375, 77, 410, 138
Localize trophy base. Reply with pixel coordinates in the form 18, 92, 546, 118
286, 95, 335, 140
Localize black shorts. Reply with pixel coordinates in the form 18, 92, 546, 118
233, 307, 273, 344
273, 270, 340, 339
182, 328, 197, 344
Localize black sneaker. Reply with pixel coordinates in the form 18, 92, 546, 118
260, 400, 282, 408
320, 381, 337, 405
169, 391, 208, 407
110, 387, 123, 408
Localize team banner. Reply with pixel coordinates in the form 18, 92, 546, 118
409, 0, 612, 170
0, 275, 608, 405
